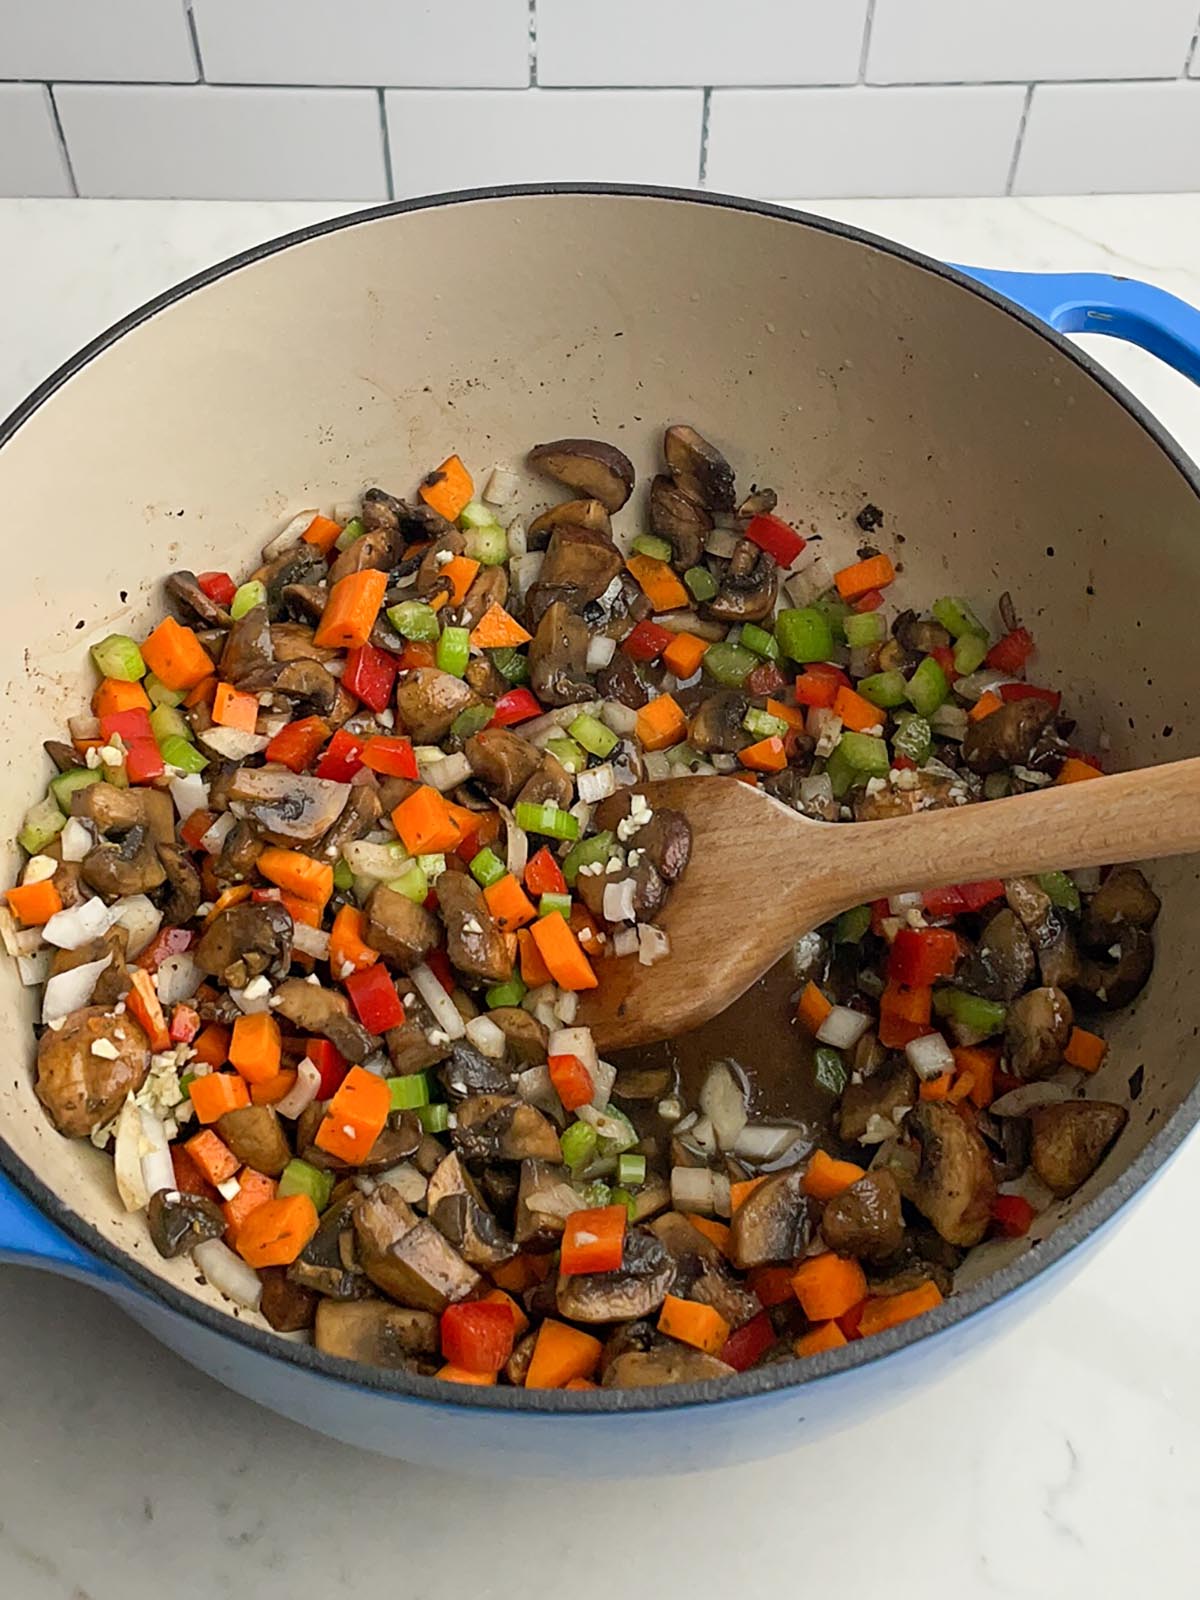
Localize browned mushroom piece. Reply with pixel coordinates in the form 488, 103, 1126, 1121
612, 1062, 675, 1102
961, 697, 1056, 775
425, 1152, 517, 1270
484, 1007, 548, 1068
364, 884, 440, 971
527, 528, 624, 622
1004, 877, 1082, 989
216, 1105, 292, 1176
218, 603, 275, 685
453, 1095, 563, 1163
81, 824, 167, 899
227, 766, 350, 846
1080, 866, 1161, 946
700, 538, 778, 624
288, 1191, 371, 1299
649, 473, 712, 570
958, 908, 1035, 1001
464, 728, 543, 805
527, 497, 613, 548
1029, 1101, 1128, 1198
269, 622, 337, 664
738, 485, 778, 518
1005, 985, 1073, 1080
354, 1183, 481, 1312
688, 691, 753, 753
434, 870, 513, 982
251, 542, 326, 608
514, 1158, 574, 1247
271, 976, 378, 1061
258, 1267, 319, 1333
359, 486, 405, 535
464, 654, 508, 700
449, 564, 509, 632
394, 667, 479, 744
386, 1013, 451, 1076
820, 1170, 905, 1263
280, 584, 328, 626
166, 569, 232, 627
528, 438, 635, 513
893, 610, 951, 656
156, 842, 203, 925
144, 1190, 224, 1263
194, 900, 293, 990
596, 648, 660, 709
35, 1006, 151, 1138
897, 1101, 996, 1247
272, 659, 341, 718
555, 1229, 676, 1323
729, 1167, 813, 1269
327, 524, 399, 586
70, 783, 175, 845
1073, 926, 1155, 1011
663, 425, 736, 512
313, 1300, 439, 1369
838, 1061, 918, 1144
319, 781, 382, 861
48, 926, 129, 1008
437, 1040, 512, 1099
515, 752, 575, 812
602, 1342, 736, 1388
44, 739, 85, 773
852, 772, 958, 821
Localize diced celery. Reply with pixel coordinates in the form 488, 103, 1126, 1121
743, 707, 789, 740
578, 1179, 612, 1207
230, 580, 267, 621
857, 670, 907, 709
683, 565, 719, 603
665, 742, 704, 769
464, 522, 509, 566
775, 607, 834, 664
387, 600, 441, 642
931, 596, 986, 640
812, 590, 852, 644
933, 988, 1006, 1036
892, 713, 932, 766
450, 703, 493, 740
160, 735, 208, 775
838, 732, 890, 774
824, 742, 859, 799
569, 713, 618, 759
814, 1047, 847, 1095
389, 1072, 431, 1110
561, 1121, 598, 1170
545, 735, 586, 774
458, 500, 497, 531
145, 672, 185, 708
514, 801, 579, 840
469, 846, 507, 889
334, 517, 366, 552
952, 630, 989, 676
489, 646, 529, 684
596, 1103, 638, 1157
278, 1158, 334, 1212
616, 1153, 646, 1188
562, 830, 614, 884
702, 641, 757, 688
983, 773, 1012, 800
843, 611, 887, 648
387, 862, 429, 903
417, 854, 446, 878
835, 904, 872, 944
485, 976, 527, 1009
539, 892, 572, 919
20, 794, 68, 852
436, 626, 470, 677
905, 656, 949, 718
332, 858, 354, 892
49, 767, 101, 814
149, 703, 191, 746
631, 534, 673, 563
103, 762, 130, 790
1037, 871, 1081, 913
418, 1102, 450, 1134
609, 1185, 638, 1221
739, 623, 780, 660
90, 633, 145, 682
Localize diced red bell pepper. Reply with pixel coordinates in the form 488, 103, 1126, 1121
525, 846, 567, 898
343, 642, 400, 712
425, 946, 457, 995
361, 735, 419, 780
986, 626, 1035, 676
439, 1301, 516, 1374
922, 879, 1005, 917
719, 1309, 777, 1372
745, 660, 788, 697
125, 739, 166, 784
180, 808, 215, 852
547, 1052, 594, 1112
999, 682, 1061, 711
930, 644, 959, 683
99, 707, 155, 744
396, 640, 437, 672
958, 878, 1006, 912
892, 753, 916, 771
622, 619, 674, 662
489, 687, 543, 728
265, 715, 330, 774
794, 671, 838, 708
869, 897, 891, 936
423, 889, 439, 912
136, 925, 196, 972
196, 571, 238, 607
315, 728, 367, 781
343, 963, 405, 1034
744, 512, 806, 567
305, 1038, 349, 1100
888, 926, 960, 987
852, 588, 885, 613
838, 1298, 868, 1341
991, 1193, 1036, 1238
169, 1003, 201, 1044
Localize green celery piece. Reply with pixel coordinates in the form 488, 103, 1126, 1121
906, 656, 949, 718
739, 623, 780, 660
469, 847, 507, 889
562, 830, 614, 884
843, 611, 886, 648
90, 634, 145, 682
514, 801, 579, 840
838, 732, 890, 774
1037, 871, 1081, 913
616, 1152, 646, 1187
743, 707, 789, 740
683, 566, 718, 603
458, 500, 497, 530
931, 596, 986, 640
824, 742, 859, 799
159, 735, 207, 774
539, 892, 572, 919
230, 580, 267, 621
450, 703, 493, 740
277, 1158, 334, 1212
388, 1072, 431, 1110
149, 703, 191, 746
933, 987, 1006, 1036
145, 672, 185, 708
609, 1185, 638, 1222
560, 1121, 599, 1170
892, 713, 932, 766
19, 794, 67, 852
436, 626, 470, 677
814, 1047, 847, 1094
953, 630, 990, 675
857, 670, 907, 709
464, 523, 508, 566
596, 1104, 638, 1157
489, 646, 529, 685
387, 600, 441, 642
418, 1102, 450, 1134
545, 735, 586, 774
631, 534, 673, 563
485, 976, 527, 1009
569, 713, 618, 758
702, 641, 757, 688
387, 862, 429, 903
835, 904, 872, 944
775, 607, 834, 664
332, 858, 354, 892
334, 517, 366, 551
49, 767, 101, 814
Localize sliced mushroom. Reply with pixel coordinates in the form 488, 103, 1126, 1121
219, 604, 274, 685
147, 1189, 225, 1259
596, 648, 661, 709
319, 780, 382, 861
287, 1191, 369, 1299
44, 739, 85, 773
1080, 867, 1161, 946
438, 1040, 512, 1099
738, 485, 777, 518
453, 1095, 563, 1163
555, 1228, 676, 1323
663, 425, 736, 512
82, 824, 167, 899
700, 538, 777, 624
35, 1006, 151, 1137
272, 977, 377, 1062
416, 528, 467, 601
1029, 1100, 1128, 1198
464, 728, 543, 805
364, 884, 440, 971
355, 1184, 480, 1312
1073, 927, 1155, 1011
487, 1007, 549, 1066
327, 524, 399, 587
893, 611, 951, 657
358, 486, 403, 535
394, 667, 479, 744
156, 842, 202, 925
435, 867, 513, 983
896, 1101, 996, 1247
959, 909, 1035, 1001
426, 1152, 517, 1270
961, 698, 1056, 775
853, 772, 957, 821
1005, 878, 1082, 989
258, 1267, 319, 1332
251, 543, 326, 608
528, 438, 635, 513
449, 564, 509, 632
688, 691, 752, 753
279, 584, 328, 626
649, 473, 712, 570
729, 1167, 813, 1269
515, 1158, 574, 1246
839, 1062, 917, 1144
216, 1105, 291, 1176
49, 926, 129, 1008
313, 1300, 439, 1369
70, 784, 174, 846
273, 659, 341, 718
602, 1342, 735, 1388
1005, 986, 1073, 1080
386, 1014, 450, 1076
528, 527, 624, 623
528, 498, 613, 548
819, 1170, 905, 1264
515, 751, 575, 812
166, 569, 231, 627
194, 901, 292, 990
269, 622, 337, 664
227, 766, 349, 845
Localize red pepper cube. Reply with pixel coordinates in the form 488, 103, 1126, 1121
745, 660, 788, 697
99, 707, 155, 744
852, 588, 885, 613
991, 1193, 1036, 1238
169, 1003, 202, 1044
136, 925, 196, 973
986, 626, 1035, 675
305, 1038, 349, 1099
888, 927, 960, 987
344, 963, 405, 1034
621, 619, 674, 662
999, 682, 1061, 711
489, 687, 543, 728
196, 571, 237, 607
719, 1309, 776, 1373
315, 727, 367, 781
343, 642, 400, 712
744, 512, 806, 567
439, 1301, 516, 1373
425, 947, 456, 995
265, 715, 331, 774
930, 644, 959, 683
361, 735, 419, 780
125, 738, 165, 784
956, 879, 1006, 912
524, 846, 567, 899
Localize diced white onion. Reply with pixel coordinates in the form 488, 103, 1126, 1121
15, 926, 42, 956
58, 816, 94, 862
194, 1239, 263, 1311
642, 752, 671, 781
43, 896, 117, 950
600, 700, 638, 738
68, 713, 101, 742
815, 1005, 872, 1049
954, 669, 1018, 703
499, 805, 528, 879
483, 466, 520, 506
904, 1031, 956, 1081
704, 528, 740, 560
110, 894, 162, 958
113, 1097, 150, 1212
888, 892, 924, 914
505, 518, 528, 556
586, 634, 617, 671
589, 1058, 617, 1110
548, 1025, 599, 1075
138, 1109, 175, 1198
22, 854, 57, 886
989, 1081, 1073, 1118
372, 1161, 429, 1203
521, 701, 600, 746
511, 551, 544, 594
785, 555, 835, 607
410, 961, 465, 1040
670, 1166, 731, 1217
229, 983, 272, 1015
612, 925, 639, 958
525, 1181, 588, 1221
273, 1055, 322, 1119
464, 1014, 508, 1060
262, 508, 318, 560
637, 924, 671, 966
41, 954, 110, 1020
20, 949, 55, 990
930, 704, 969, 741
699, 1060, 747, 1150
217, 1175, 242, 1201
198, 726, 270, 761
556, 990, 579, 1026
849, 644, 876, 680
732, 1124, 804, 1164
344, 839, 408, 880
424, 752, 472, 793
199, 812, 237, 854
577, 763, 616, 804
1070, 867, 1102, 893
155, 952, 200, 1008
603, 877, 637, 923
292, 922, 331, 960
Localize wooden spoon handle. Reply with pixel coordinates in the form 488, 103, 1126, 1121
820, 756, 1200, 908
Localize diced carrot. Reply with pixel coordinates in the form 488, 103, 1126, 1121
212, 680, 259, 733
5, 879, 62, 927
834, 553, 896, 600
547, 1052, 594, 1112
635, 692, 687, 753
560, 1205, 626, 1276
517, 925, 553, 988
257, 847, 333, 909
184, 1129, 239, 1186
141, 616, 215, 691
625, 553, 689, 612
857, 1280, 944, 1337
435, 555, 481, 610
184, 674, 217, 709
392, 785, 464, 856
171, 1143, 217, 1200
221, 1167, 276, 1246
192, 1023, 231, 1068
878, 980, 933, 1049
658, 1294, 731, 1357
529, 911, 597, 991
1055, 757, 1103, 785
569, 901, 603, 957
833, 684, 883, 734
419, 454, 474, 522
329, 905, 379, 977
953, 1046, 998, 1108
683, 1213, 732, 1255
250, 1068, 299, 1106
189, 1071, 250, 1124
794, 1321, 849, 1357
920, 1073, 954, 1101
315, 1065, 390, 1165
802, 1149, 866, 1201
488, 1252, 553, 1293
235, 1193, 320, 1268
796, 980, 833, 1034
738, 735, 788, 773
436, 1364, 497, 1386
792, 1254, 869, 1321
280, 892, 322, 928
313, 569, 388, 651
469, 602, 531, 650
93, 677, 151, 718
482, 1287, 530, 1338
730, 1176, 766, 1213
443, 800, 486, 847
747, 1264, 797, 1308
229, 1012, 282, 1085
1064, 1025, 1108, 1073
127, 967, 170, 1051
661, 631, 709, 679
765, 697, 806, 731
969, 690, 1003, 722
948, 1072, 976, 1103
202, 883, 253, 926
301, 513, 343, 554
524, 1319, 603, 1389
483, 873, 538, 932
564, 1377, 599, 1391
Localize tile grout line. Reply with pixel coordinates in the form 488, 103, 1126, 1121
2, 75, 1197, 93
857, 0, 878, 81
528, 0, 538, 87
376, 88, 395, 201
697, 87, 712, 185
184, 0, 205, 83
45, 84, 78, 197
1005, 83, 1035, 195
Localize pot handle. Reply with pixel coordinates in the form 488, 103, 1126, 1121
957, 268, 1200, 385
0, 1165, 118, 1281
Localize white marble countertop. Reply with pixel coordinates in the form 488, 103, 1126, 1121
2, 194, 1199, 1600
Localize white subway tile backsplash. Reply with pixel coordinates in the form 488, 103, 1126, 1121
385, 89, 703, 192
193, 0, 530, 88
706, 86, 1026, 198
0, 0, 197, 84
537, 0, 868, 87
868, 0, 1199, 84
0, 85, 72, 197
55, 85, 387, 201
1014, 81, 1200, 194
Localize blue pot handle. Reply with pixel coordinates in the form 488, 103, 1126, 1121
0, 1165, 119, 1282
956, 268, 1200, 385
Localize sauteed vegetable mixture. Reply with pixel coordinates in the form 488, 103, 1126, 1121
5, 426, 1151, 1388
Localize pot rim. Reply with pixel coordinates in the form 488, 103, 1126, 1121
1, 181, 1196, 1416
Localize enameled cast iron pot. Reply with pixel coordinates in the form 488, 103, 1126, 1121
2, 186, 1200, 1476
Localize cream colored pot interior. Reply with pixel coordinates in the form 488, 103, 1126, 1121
1, 192, 1197, 1328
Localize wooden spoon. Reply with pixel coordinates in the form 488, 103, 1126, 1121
575, 761, 1200, 1053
